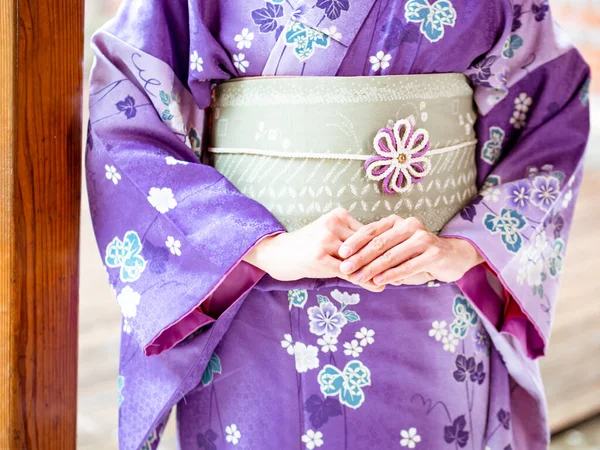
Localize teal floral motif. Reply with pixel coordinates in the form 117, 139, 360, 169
502, 34, 523, 59
158, 89, 185, 132
483, 175, 502, 188
288, 289, 308, 309
547, 239, 564, 277
404, 0, 457, 43
140, 429, 158, 450
187, 126, 201, 160
284, 21, 330, 61
117, 375, 125, 407
201, 353, 223, 386
317, 360, 371, 409
579, 77, 590, 106
450, 295, 479, 339
481, 126, 505, 165
105, 230, 147, 282
483, 208, 527, 253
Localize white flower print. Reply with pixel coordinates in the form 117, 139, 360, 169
442, 334, 459, 353
165, 236, 182, 256
281, 333, 295, 355
234, 28, 254, 49
562, 189, 573, 209
123, 319, 132, 334
233, 53, 249, 73
190, 51, 203, 72
481, 186, 501, 202
105, 164, 121, 185
330, 289, 360, 306
517, 257, 544, 286
301, 429, 324, 449
117, 286, 141, 319
148, 187, 177, 214
510, 93, 532, 129
343, 340, 363, 358
317, 335, 338, 353
355, 327, 375, 347
369, 51, 391, 72
322, 26, 342, 40
294, 342, 320, 373
165, 156, 189, 166
225, 424, 241, 445
428, 320, 448, 342
400, 427, 422, 448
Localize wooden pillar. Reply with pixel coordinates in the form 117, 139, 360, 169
0, 0, 83, 448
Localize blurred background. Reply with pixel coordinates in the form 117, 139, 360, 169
79, 1, 600, 449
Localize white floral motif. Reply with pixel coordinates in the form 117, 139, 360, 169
317, 335, 338, 353
369, 51, 392, 72
481, 186, 501, 202
330, 289, 360, 305
322, 26, 342, 40
562, 189, 573, 209
234, 28, 254, 49
428, 320, 448, 342
148, 187, 177, 213
117, 286, 141, 319
442, 334, 459, 353
233, 53, 249, 73
165, 236, 182, 256
301, 429, 324, 449
190, 51, 203, 72
105, 165, 121, 185
165, 156, 189, 166
400, 427, 422, 448
510, 93, 532, 129
355, 327, 375, 347
281, 334, 294, 355
343, 340, 363, 358
225, 424, 241, 445
294, 342, 320, 373
123, 319, 132, 334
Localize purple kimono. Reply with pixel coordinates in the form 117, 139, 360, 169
86, 1, 590, 449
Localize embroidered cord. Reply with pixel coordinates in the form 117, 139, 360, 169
207, 139, 477, 160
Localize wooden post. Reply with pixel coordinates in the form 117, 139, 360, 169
0, 0, 83, 448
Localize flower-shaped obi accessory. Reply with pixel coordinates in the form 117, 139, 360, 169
364, 117, 432, 194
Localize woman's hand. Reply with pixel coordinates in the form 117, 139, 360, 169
243, 208, 386, 292
338, 215, 484, 286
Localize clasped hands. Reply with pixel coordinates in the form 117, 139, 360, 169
244, 207, 483, 292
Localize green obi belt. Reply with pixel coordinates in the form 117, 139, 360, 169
208, 74, 478, 233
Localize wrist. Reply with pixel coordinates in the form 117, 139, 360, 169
243, 232, 284, 272
450, 237, 484, 272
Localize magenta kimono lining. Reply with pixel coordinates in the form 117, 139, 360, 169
86, 0, 591, 449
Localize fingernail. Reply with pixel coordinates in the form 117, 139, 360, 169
373, 275, 384, 285
339, 245, 351, 258
340, 261, 354, 274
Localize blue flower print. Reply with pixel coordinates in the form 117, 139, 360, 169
452, 355, 475, 382
497, 408, 511, 429
317, 360, 371, 409
502, 34, 523, 59
532, 1, 549, 21
291, 3, 309, 21
381, 18, 420, 50
251, 2, 283, 33
484, 175, 501, 187
507, 180, 531, 211
512, 4, 523, 31
116, 96, 137, 119
444, 415, 469, 447
288, 289, 308, 309
105, 230, 147, 283
473, 326, 491, 354
404, 0, 457, 43
547, 239, 564, 277
470, 361, 485, 385
460, 195, 482, 223
197, 429, 218, 450
201, 353, 222, 387
481, 126, 504, 165
305, 395, 342, 429
308, 301, 347, 337
450, 295, 478, 339
285, 22, 330, 62
483, 208, 527, 253
530, 176, 560, 211
117, 375, 125, 407
316, 0, 350, 21
468, 55, 498, 87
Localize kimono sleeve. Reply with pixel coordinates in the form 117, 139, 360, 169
86, 0, 285, 356
439, 1, 591, 359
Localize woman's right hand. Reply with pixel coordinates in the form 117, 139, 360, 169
243, 208, 385, 292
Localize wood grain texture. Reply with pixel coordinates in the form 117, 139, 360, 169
0, 0, 83, 448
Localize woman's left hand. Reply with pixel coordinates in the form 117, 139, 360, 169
337, 215, 484, 286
